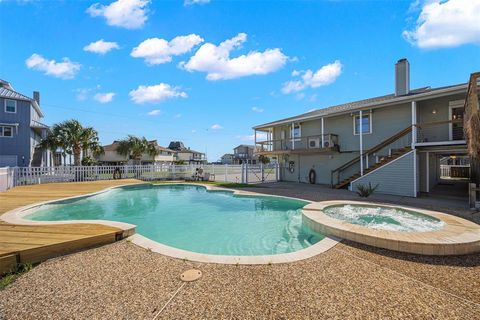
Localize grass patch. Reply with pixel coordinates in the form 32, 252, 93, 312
0, 263, 33, 290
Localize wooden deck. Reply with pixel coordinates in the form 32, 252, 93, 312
0, 179, 143, 274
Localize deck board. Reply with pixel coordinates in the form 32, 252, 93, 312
0, 179, 142, 274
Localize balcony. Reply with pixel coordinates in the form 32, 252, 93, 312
190, 155, 207, 161
30, 120, 49, 135
415, 119, 466, 146
256, 134, 339, 155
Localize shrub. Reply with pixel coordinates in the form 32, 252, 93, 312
356, 182, 379, 197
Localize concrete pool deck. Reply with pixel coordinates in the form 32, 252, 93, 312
1, 181, 480, 319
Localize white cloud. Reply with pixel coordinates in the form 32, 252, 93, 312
210, 124, 223, 130
251, 106, 264, 113
147, 109, 162, 116
403, 0, 480, 49
129, 83, 187, 104
87, 0, 150, 29
182, 33, 288, 80
131, 34, 204, 65
25, 53, 81, 79
184, 0, 210, 5
282, 60, 342, 94
83, 39, 120, 54
94, 92, 115, 103
174, 113, 182, 118
237, 133, 267, 142
191, 129, 197, 133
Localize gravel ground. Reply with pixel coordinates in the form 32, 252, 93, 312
1, 240, 478, 320
1, 182, 479, 319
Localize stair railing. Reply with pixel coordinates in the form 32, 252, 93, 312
330, 126, 412, 187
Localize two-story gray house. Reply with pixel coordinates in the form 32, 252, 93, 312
0, 80, 49, 167
233, 145, 258, 164
253, 59, 476, 198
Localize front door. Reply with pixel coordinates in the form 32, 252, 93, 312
450, 106, 464, 140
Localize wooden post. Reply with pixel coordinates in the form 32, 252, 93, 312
469, 183, 477, 209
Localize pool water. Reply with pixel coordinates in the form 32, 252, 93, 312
25, 184, 323, 256
323, 204, 445, 232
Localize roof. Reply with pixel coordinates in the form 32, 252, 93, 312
103, 141, 119, 152
177, 149, 204, 155
0, 81, 43, 117
103, 140, 176, 153
234, 144, 255, 149
221, 153, 234, 157
253, 83, 468, 130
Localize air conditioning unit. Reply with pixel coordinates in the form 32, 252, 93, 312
308, 138, 320, 149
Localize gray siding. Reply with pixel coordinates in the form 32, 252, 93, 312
416, 93, 465, 143
0, 98, 34, 166
350, 150, 416, 197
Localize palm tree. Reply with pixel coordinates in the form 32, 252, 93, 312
40, 119, 102, 166
116, 135, 158, 165
39, 125, 62, 166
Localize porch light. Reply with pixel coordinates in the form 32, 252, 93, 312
432, 109, 437, 114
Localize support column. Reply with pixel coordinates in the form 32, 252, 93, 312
426, 151, 430, 193
291, 122, 295, 150
411, 101, 417, 149
359, 110, 364, 176
413, 149, 417, 197
321, 117, 325, 147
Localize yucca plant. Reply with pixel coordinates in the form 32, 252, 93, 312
356, 182, 379, 198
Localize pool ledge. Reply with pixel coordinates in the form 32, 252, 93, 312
1, 182, 340, 265
302, 200, 480, 256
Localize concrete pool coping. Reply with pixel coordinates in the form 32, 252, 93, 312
302, 200, 480, 255
1, 182, 340, 265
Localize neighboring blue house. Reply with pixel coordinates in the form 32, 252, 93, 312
0, 80, 49, 167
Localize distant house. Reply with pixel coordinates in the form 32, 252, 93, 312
0, 80, 49, 167
97, 140, 176, 165
220, 153, 234, 164
168, 141, 207, 164
233, 144, 258, 164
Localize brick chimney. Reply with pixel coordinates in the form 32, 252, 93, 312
395, 58, 410, 96
33, 91, 40, 105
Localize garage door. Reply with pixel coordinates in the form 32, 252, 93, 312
0, 155, 18, 167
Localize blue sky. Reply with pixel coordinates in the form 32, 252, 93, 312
1, 0, 479, 161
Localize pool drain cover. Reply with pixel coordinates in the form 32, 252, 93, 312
180, 269, 202, 282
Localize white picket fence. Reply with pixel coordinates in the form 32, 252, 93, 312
0, 163, 279, 190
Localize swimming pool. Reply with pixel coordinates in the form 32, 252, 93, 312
24, 184, 323, 256
322, 204, 445, 232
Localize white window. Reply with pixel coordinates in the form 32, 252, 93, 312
5, 99, 16, 113
293, 124, 301, 138
281, 130, 286, 140
0, 126, 13, 137
353, 113, 372, 135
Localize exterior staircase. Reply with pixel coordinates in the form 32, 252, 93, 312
331, 126, 413, 189
333, 147, 411, 189
30, 146, 43, 167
